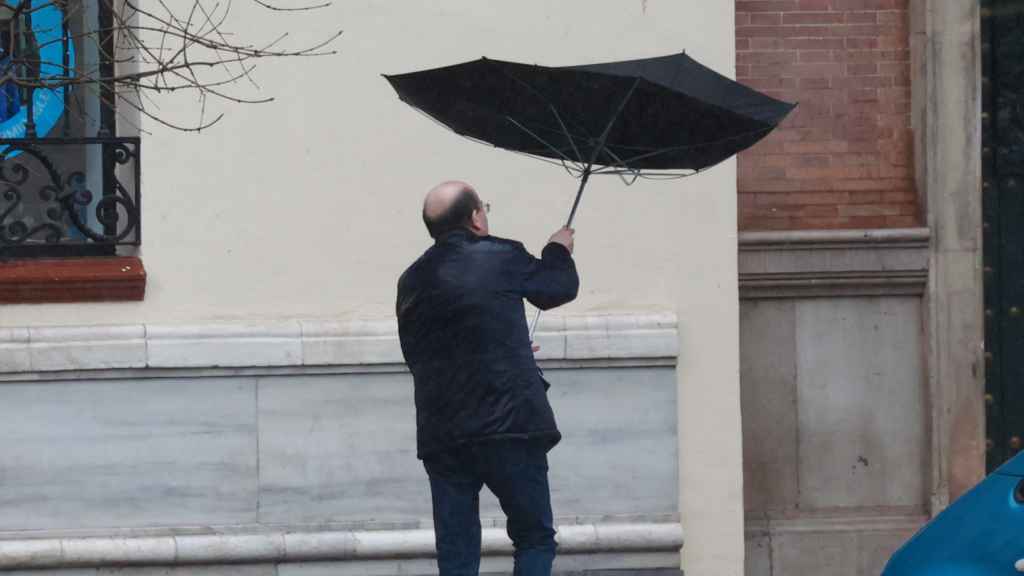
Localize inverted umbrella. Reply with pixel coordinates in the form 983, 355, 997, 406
384, 51, 796, 227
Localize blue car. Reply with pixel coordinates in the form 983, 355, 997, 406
883, 452, 1024, 575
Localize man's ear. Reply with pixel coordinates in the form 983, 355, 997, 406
469, 209, 485, 232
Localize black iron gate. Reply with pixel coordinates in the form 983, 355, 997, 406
982, 0, 1024, 473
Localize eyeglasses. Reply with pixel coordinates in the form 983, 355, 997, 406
480, 202, 491, 214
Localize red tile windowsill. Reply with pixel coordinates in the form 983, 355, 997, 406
0, 256, 146, 304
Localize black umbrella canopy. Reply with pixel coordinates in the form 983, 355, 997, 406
384, 52, 795, 173
386, 51, 795, 337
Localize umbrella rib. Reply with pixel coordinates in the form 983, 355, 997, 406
592, 146, 642, 184
564, 78, 643, 226
402, 74, 595, 170
640, 170, 702, 180
548, 106, 585, 165
405, 104, 588, 175
493, 61, 599, 142
410, 92, 772, 176
504, 116, 585, 170
596, 125, 777, 169
508, 150, 587, 177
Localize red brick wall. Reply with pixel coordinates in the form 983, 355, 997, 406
735, 0, 918, 231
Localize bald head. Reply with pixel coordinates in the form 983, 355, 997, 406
424, 181, 473, 220
422, 180, 487, 239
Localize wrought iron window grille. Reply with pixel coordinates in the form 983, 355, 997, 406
0, 137, 140, 258
0, 0, 138, 260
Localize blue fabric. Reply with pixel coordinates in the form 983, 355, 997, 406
882, 453, 1024, 574
424, 439, 557, 576
0, 57, 20, 122
397, 229, 579, 458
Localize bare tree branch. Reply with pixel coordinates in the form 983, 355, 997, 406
0, 0, 341, 132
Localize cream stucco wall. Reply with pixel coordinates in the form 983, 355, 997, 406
0, 2, 742, 574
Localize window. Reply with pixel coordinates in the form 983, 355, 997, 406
0, 0, 143, 302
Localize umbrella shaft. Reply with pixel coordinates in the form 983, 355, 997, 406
564, 78, 640, 228
566, 169, 591, 228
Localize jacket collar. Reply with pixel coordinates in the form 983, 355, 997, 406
435, 228, 482, 244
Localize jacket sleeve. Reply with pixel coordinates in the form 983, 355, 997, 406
514, 241, 580, 310
395, 270, 416, 365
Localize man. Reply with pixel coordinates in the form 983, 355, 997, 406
396, 180, 579, 576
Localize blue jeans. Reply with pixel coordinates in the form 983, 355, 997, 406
423, 439, 557, 576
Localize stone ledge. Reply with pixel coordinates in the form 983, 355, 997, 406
739, 228, 929, 248
0, 523, 683, 570
0, 313, 678, 375
0, 257, 146, 304
739, 227, 930, 299
744, 513, 926, 576
745, 512, 927, 535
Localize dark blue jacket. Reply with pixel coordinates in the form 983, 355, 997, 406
397, 228, 579, 458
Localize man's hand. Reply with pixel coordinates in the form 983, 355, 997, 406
548, 227, 575, 254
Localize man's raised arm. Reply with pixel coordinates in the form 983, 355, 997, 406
517, 227, 579, 311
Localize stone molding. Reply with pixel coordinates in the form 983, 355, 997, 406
0, 313, 678, 375
739, 228, 930, 299
0, 522, 683, 570
745, 513, 927, 536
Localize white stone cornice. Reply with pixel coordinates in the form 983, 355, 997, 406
0, 313, 678, 375
147, 321, 304, 368
0, 522, 684, 569
739, 227, 931, 299
301, 318, 403, 366
739, 227, 930, 248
